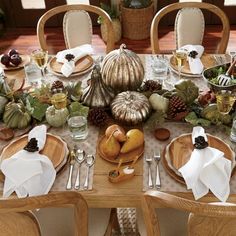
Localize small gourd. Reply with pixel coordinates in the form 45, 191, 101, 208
3, 101, 31, 129
46, 106, 69, 127
111, 91, 151, 125
101, 44, 144, 93
81, 64, 115, 107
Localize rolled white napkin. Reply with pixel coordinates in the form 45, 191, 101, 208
1, 125, 56, 198
180, 44, 204, 74
56, 44, 93, 77
179, 126, 231, 202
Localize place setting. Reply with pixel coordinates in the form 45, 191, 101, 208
48, 44, 94, 78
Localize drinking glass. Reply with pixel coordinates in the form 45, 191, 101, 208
173, 50, 187, 79
151, 56, 169, 87
216, 90, 236, 115
67, 115, 88, 140
31, 49, 48, 83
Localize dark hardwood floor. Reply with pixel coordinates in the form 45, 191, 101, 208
0, 25, 236, 54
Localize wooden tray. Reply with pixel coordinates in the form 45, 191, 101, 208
0, 133, 68, 169
0, 54, 30, 71
163, 133, 235, 185
48, 55, 93, 76
97, 135, 144, 164
169, 54, 216, 77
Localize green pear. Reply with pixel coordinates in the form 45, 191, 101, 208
101, 132, 121, 158
120, 129, 144, 153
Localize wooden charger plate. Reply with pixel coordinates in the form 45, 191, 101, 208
0, 54, 30, 71
0, 133, 68, 170
169, 54, 216, 77
48, 55, 93, 76
162, 133, 235, 185
97, 135, 144, 164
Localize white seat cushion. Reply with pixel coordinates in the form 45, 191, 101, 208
34, 208, 111, 236
137, 208, 188, 236
175, 8, 205, 49
63, 10, 92, 48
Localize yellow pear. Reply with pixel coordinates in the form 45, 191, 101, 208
105, 124, 127, 142
120, 129, 144, 153
101, 132, 120, 159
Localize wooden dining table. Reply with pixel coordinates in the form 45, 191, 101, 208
1, 54, 236, 209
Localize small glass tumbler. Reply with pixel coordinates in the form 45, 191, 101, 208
230, 116, 236, 142
24, 63, 42, 87
51, 93, 67, 109
151, 56, 168, 86
67, 115, 88, 140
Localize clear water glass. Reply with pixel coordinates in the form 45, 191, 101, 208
230, 116, 236, 142
151, 56, 168, 86
68, 115, 88, 140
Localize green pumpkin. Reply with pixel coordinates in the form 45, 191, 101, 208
46, 106, 69, 127
3, 101, 31, 129
0, 96, 8, 115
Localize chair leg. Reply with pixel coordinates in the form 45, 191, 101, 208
104, 208, 120, 236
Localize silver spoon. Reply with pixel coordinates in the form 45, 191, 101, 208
74, 149, 85, 190
83, 154, 95, 190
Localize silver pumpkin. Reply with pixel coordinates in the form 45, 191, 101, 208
81, 64, 115, 107
101, 44, 144, 93
110, 91, 151, 125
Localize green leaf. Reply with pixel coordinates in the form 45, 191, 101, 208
145, 110, 167, 130
69, 101, 89, 117
26, 95, 49, 121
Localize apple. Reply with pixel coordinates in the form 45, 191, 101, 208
1, 54, 10, 67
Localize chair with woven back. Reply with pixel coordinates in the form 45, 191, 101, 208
37, 4, 115, 54
150, 2, 230, 54
139, 190, 236, 236
0, 191, 88, 236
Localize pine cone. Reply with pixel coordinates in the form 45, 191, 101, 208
24, 138, 39, 152
51, 80, 64, 93
168, 95, 188, 120
143, 80, 162, 92
88, 108, 109, 127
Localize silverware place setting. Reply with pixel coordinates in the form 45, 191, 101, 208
153, 149, 161, 189
66, 145, 76, 190
83, 154, 95, 190
74, 148, 85, 190
145, 155, 153, 189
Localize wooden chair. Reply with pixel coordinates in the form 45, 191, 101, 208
141, 190, 236, 236
37, 4, 115, 53
150, 2, 230, 54
63, 10, 93, 49
0, 191, 88, 236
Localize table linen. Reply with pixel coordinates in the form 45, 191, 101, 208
179, 126, 231, 202
1, 125, 56, 198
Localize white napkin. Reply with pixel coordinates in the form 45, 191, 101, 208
1, 125, 56, 198
56, 44, 93, 77
180, 44, 204, 74
179, 126, 231, 202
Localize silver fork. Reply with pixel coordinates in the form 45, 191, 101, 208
153, 149, 161, 189
145, 155, 153, 188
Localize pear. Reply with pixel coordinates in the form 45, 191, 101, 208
101, 132, 121, 159
105, 124, 127, 142
120, 129, 144, 153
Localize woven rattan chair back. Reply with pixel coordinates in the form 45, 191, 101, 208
142, 191, 236, 236
37, 4, 115, 53
150, 2, 230, 54
63, 10, 92, 48
0, 191, 88, 236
